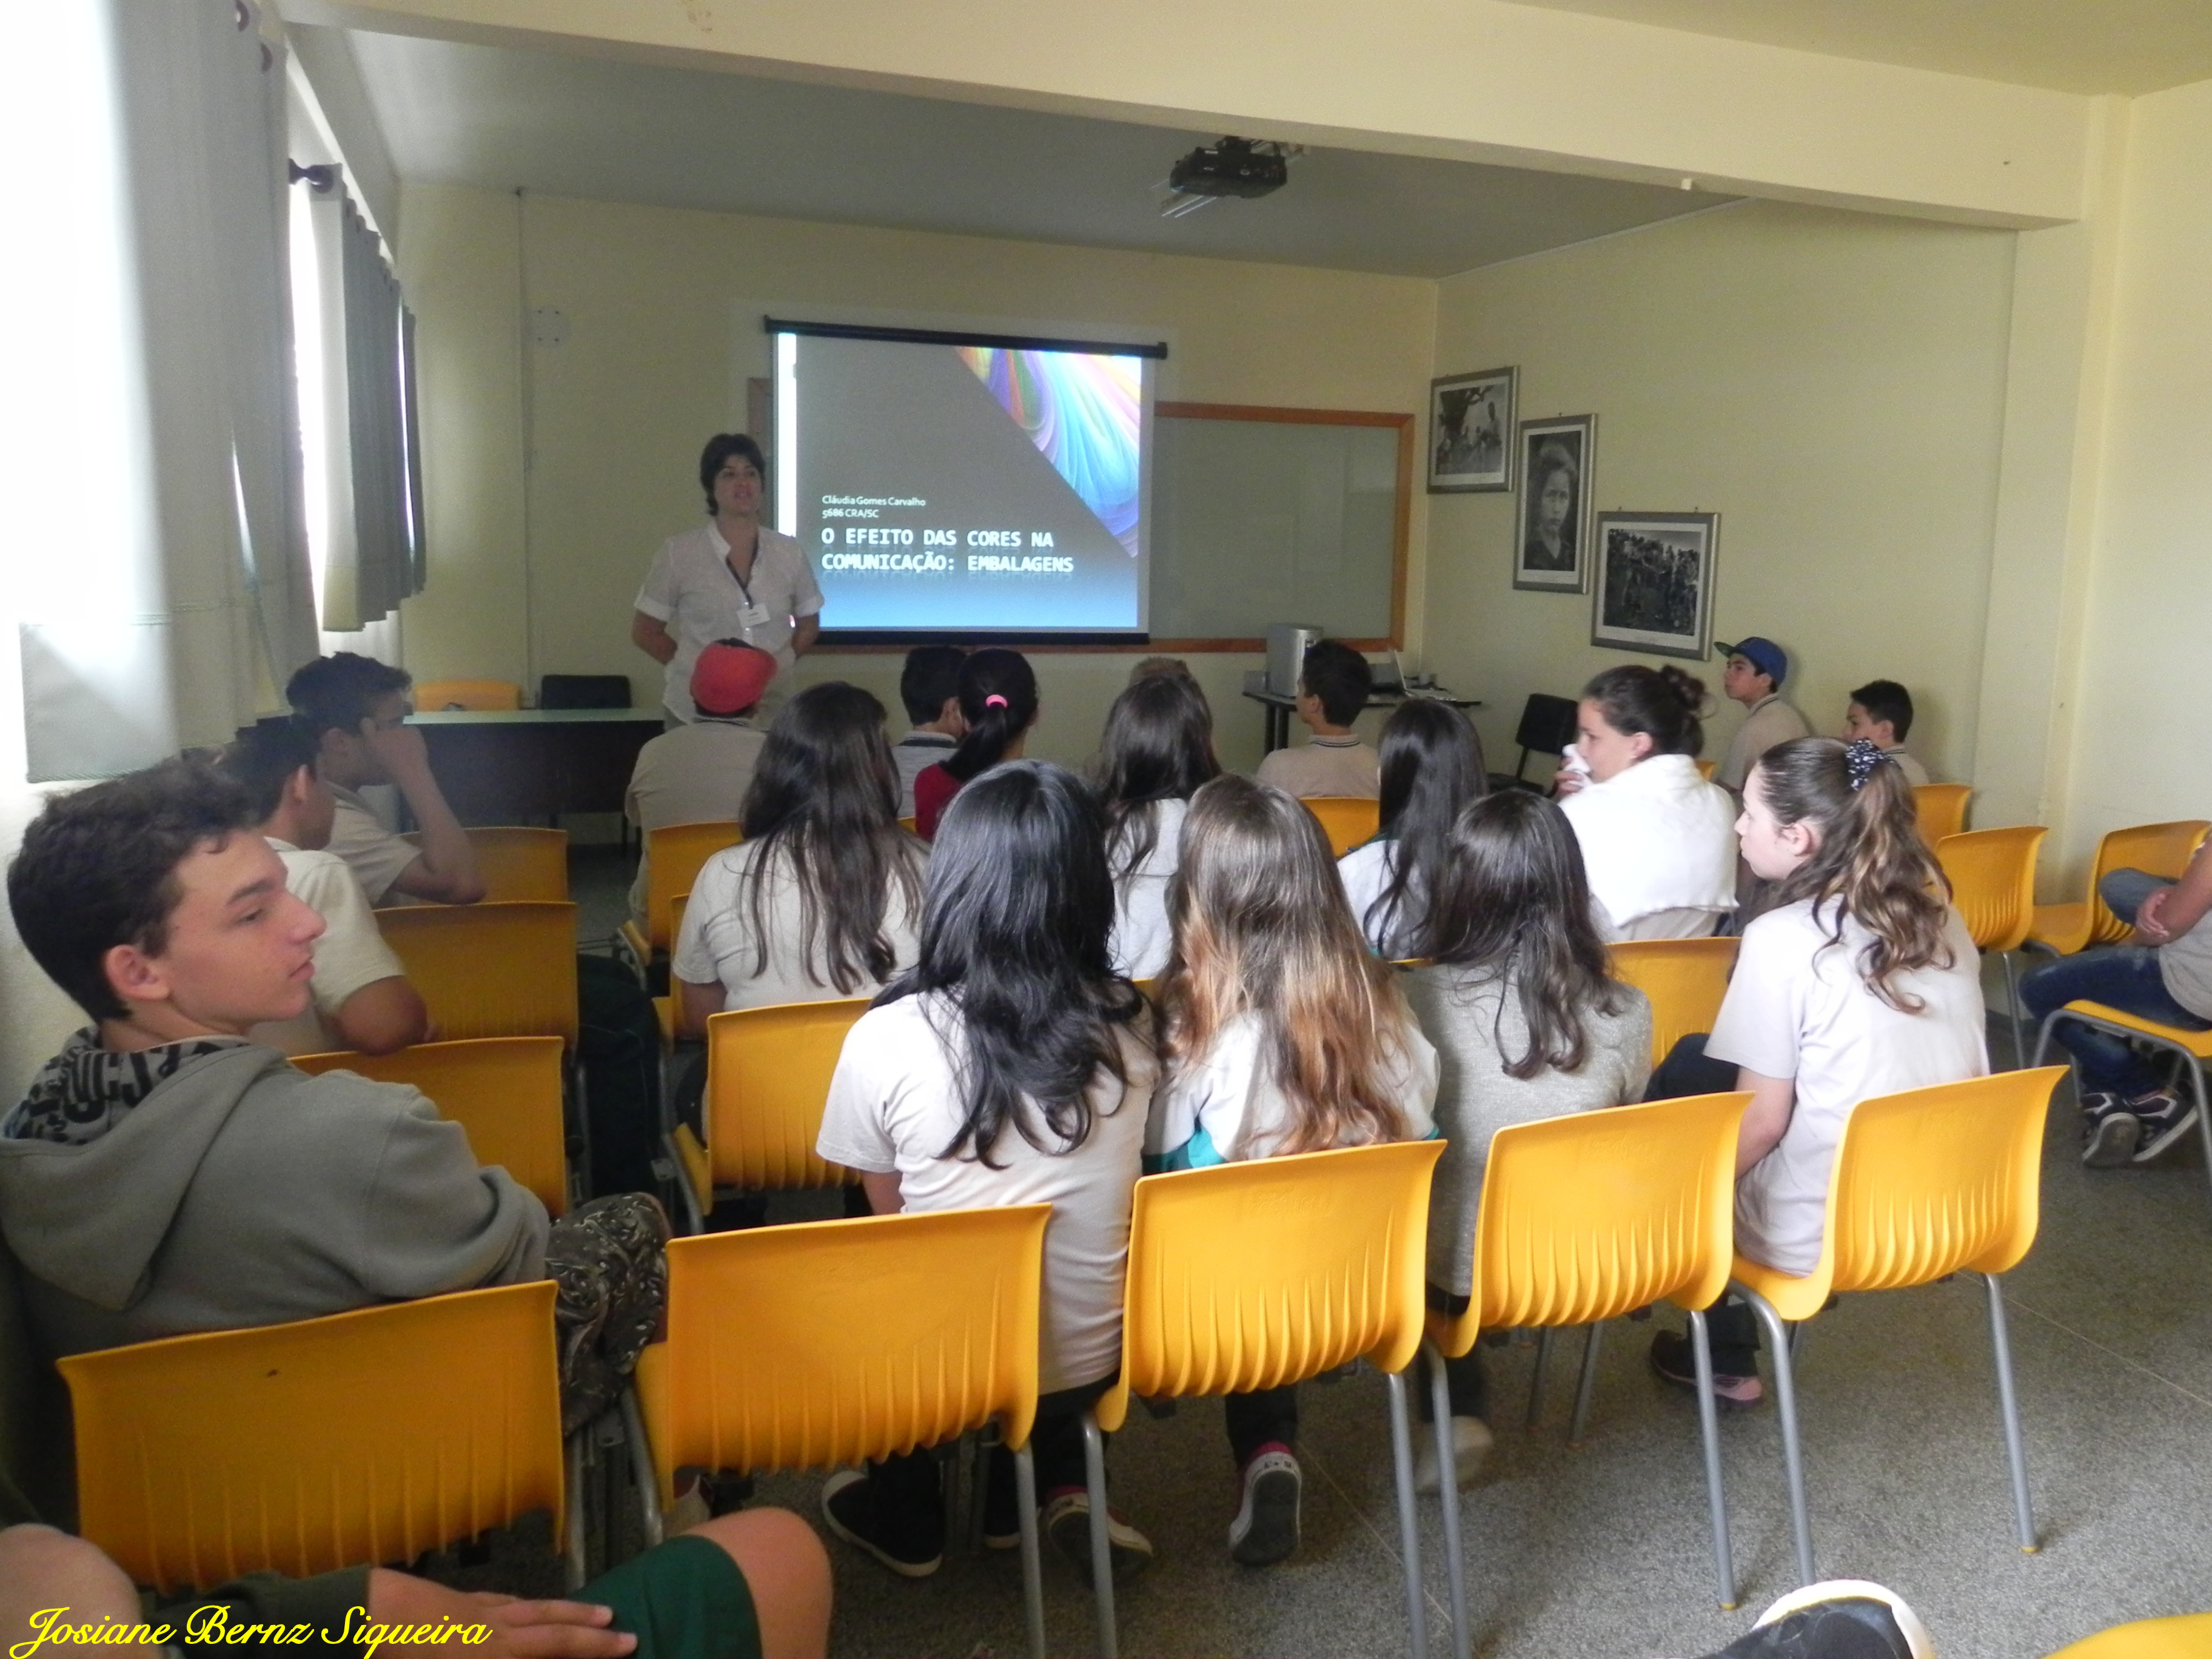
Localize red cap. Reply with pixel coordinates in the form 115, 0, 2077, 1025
690, 642, 777, 716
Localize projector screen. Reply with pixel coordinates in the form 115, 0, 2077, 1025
769, 320, 1161, 641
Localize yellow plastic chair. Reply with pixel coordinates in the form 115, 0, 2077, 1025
1936, 826, 2047, 1067
666, 997, 870, 1233
414, 677, 524, 712
2034, 1004, 2212, 1216
2026, 820, 2210, 957
651, 893, 692, 1048
1427, 1093, 1750, 1637
61, 1281, 572, 1592
1914, 783, 1973, 844
621, 820, 742, 967
295, 1037, 569, 1215
898, 814, 919, 836
377, 901, 580, 1047
1696, 758, 1717, 780
1303, 796, 1382, 858
402, 825, 570, 902
1731, 1067, 2066, 1586
2047, 1614, 2212, 1658
630, 1208, 1052, 1659
1082, 1139, 1444, 1659
1609, 937, 1741, 1070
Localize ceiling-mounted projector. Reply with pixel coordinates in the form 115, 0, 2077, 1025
1167, 137, 1292, 199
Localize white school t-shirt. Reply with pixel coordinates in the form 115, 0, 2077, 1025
1558, 753, 1738, 939
817, 993, 1154, 1393
1338, 840, 1407, 956
1107, 798, 1187, 981
326, 786, 421, 908
1145, 1008, 1438, 1168
249, 840, 409, 1056
672, 838, 925, 1011
1709, 898, 1988, 1276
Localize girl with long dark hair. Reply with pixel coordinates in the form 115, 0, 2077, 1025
1093, 672, 1221, 979
1338, 699, 1489, 956
1407, 789, 1653, 1491
1554, 663, 1738, 938
1150, 774, 1436, 1564
672, 682, 925, 1031
815, 762, 1155, 1584
1645, 737, 1984, 1406
911, 648, 1039, 839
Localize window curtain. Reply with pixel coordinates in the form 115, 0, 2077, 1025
12, 0, 318, 783
302, 178, 425, 634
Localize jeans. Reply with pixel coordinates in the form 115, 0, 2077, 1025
1416, 1285, 1493, 1423
2019, 939, 2209, 1099
1223, 1386, 1300, 1465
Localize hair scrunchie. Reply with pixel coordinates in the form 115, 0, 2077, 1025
1843, 737, 1888, 791
984, 693, 1009, 709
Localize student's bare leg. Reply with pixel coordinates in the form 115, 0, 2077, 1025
0, 1525, 142, 1658
690, 1510, 831, 1659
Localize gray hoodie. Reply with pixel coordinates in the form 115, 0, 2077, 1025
0, 1032, 549, 1358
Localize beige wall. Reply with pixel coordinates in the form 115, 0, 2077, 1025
397, 185, 1437, 772
1424, 199, 2017, 789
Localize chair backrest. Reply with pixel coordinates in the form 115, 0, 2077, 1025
1820, 1068, 2064, 1299
414, 677, 523, 712
637, 1207, 1047, 1496
1439, 1093, 1748, 1353
294, 1037, 568, 1215
1607, 937, 1740, 1069
1514, 692, 1580, 761
643, 822, 742, 953
1696, 758, 1717, 780
1914, 783, 1973, 843
60, 1282, 563, 1592
1304, 796, 1382, 858
704, 999, 871, 1188
1936, 826, 2047, 952
2086, 820, 2212, 947
1095, 1140, 1444, 1433
401, 826, 570, 902
377, 902, 580, 1045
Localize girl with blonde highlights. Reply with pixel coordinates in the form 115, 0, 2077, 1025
1149, 774, 1437, 1567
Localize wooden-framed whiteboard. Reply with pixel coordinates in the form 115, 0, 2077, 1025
1148, 402, 1412, 651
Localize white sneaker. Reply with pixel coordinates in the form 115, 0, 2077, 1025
1413, 1415, 1493, 1494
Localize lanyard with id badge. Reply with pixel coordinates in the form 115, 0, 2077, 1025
726, 545, 773, 637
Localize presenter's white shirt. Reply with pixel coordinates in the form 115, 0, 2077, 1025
635, 522, 824, 721
250, 839, 409, 1056
1558, 754, 1738, 939
817, 993, 1153, 1393
674, 838, 925, 1011
1709, 900, 1987, 1276
1108, 798, 1187, 981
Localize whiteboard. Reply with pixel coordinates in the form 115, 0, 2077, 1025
1150, 405, 1410, 646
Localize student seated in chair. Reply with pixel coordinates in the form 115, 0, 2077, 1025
220, 716, 430, 1056
1253, 639, 1380, 800
0, 760, 662, 1433
890, 644, 967, 819
1839, 679, 1931, 788
625, 641, 776, 927
286, 653, 486, 907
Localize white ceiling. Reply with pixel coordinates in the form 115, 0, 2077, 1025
1500, 0, 2212, 96
341, 30, 1726, 280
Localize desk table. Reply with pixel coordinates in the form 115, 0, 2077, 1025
411, 708, 663, 826
1242, 688, 1480, 754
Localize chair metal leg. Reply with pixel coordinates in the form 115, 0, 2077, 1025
1685, 1308, 1737, 1610
1423, 1342, 1472, 1659
620, 1387, 665, 1549
971, 1422, 999, 1552
1014, 1439, 1047, 1659
1980, 1273, 2038, 1553
1567, 1324, 1604, 1446
1384, 1368, 1429, 1659
1080, 1410, 1116, 1659
2031, 1008, 2060, 1071
2001, 951, 2028, 1071
563, 1431, 589, 1588
1735, 1282, 1815, 1586
1526, 1327, 1555, 1427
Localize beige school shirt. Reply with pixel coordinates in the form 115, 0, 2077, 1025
1254, 736, 1381, 800
326, 786, 419, 907
1715, 695, 1812, 793
624, 718, 768, 923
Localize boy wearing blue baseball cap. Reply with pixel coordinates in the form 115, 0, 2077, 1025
1712, 636, 1811, 794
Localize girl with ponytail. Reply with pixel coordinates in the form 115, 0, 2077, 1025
912, 648, 1039, 839
1646, 736, 1986, 1407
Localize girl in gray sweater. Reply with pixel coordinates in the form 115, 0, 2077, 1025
1402, 790, 1652, 1491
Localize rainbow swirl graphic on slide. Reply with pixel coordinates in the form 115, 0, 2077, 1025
957, 346, 1143, 557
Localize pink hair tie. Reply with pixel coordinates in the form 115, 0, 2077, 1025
984, 694, 1009, 709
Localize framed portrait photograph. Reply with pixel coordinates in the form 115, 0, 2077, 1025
1427, 367, 1515, 492
1513, 415, 1596, 592
1591, 512, 1718, 660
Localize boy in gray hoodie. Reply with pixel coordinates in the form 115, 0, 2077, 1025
0, 759, 658, 1429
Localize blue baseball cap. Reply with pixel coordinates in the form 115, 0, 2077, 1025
1715, 636, 1788, 688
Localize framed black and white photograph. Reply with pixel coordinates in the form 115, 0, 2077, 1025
1427, 367, 1515, 492
1591, 512, 1718, 660
1513, 414, 1595, 592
